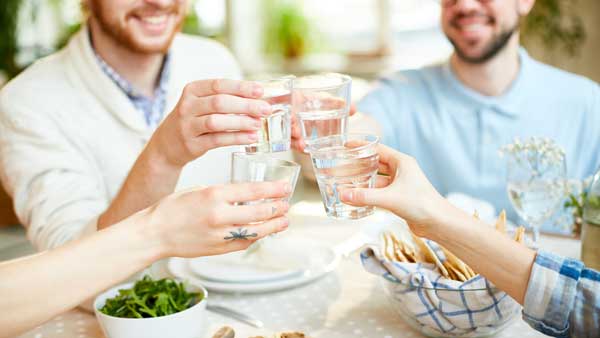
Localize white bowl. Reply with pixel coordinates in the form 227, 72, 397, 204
94, 281, 208, 338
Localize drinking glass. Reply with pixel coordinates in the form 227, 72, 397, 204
292, 73, 352, 151
504, 139, 566, 246
245, 76, 294, 153
230, 152, 301, 203
307, 134, 379, 219
230, 152, 300, 254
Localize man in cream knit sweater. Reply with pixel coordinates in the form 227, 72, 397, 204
0, 0, 271, 250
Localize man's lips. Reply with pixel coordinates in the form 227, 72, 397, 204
129, 12, 174, 35
451, 15, 494, 31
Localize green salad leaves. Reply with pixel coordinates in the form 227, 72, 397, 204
99, 276, 203, 318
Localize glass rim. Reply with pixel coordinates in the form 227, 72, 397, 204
231, 152, 300, 169
306, 133, 379, 155
292, 73, 352, 91
252, 74, 296, 83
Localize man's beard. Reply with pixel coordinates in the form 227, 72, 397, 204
448, 24, 518, 64
88, 1, 185, 54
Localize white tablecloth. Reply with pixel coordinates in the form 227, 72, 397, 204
17, 201, 579, 338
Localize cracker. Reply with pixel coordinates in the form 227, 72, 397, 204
411, 233, 449, 278
440, 246, 472, 281
495, 210, 507, 234
381, 233, 395, 261
514, 226, 525, 243
389, 232, 413, 262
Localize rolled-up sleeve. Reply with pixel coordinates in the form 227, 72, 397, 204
0, 94, 107, 251
523, 250, 600, 337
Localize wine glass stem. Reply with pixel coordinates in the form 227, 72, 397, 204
531, 222, 540, 248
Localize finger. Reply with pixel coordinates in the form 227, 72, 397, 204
191, 114, 261, 135
378, 163, 392, 176
222, 216, 289, 246
340, 187, 384, 207
374, 143, 410, 174
184, 79, 264, 99
375, 175, 392, 188
212, 181, 292, 203
193, 95, 271, 117
225, 200, 290, 224
291, 138, 306, 153
349, 103, 357, 116
195, 130, 259, 150
291, 116, 303, 138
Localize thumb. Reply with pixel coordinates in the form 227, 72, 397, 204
340, 188, 382, 207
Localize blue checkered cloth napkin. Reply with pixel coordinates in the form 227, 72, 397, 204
361, 241, 521, 337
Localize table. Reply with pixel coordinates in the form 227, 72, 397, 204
16, 180, 580, 338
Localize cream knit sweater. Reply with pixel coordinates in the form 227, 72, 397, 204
0, 26, 242, 250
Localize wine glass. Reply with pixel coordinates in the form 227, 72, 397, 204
504, 138, 567, 246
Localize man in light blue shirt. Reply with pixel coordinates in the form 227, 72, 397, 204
356, 0, 600, 224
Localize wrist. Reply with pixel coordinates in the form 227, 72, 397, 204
142, 140, 183, 175
118, 208, 169, 265
420, 197, 471, 243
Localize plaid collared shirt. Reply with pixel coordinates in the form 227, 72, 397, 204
93, 51, 170, 129
523, 250, 600, 337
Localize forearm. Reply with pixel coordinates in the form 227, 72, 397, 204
0, 210, 163, 338
98, 147, 181, 229
427, 202, 536, 304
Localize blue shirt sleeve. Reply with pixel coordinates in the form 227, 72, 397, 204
357, 79, 402, 150
522, 250, 600, 337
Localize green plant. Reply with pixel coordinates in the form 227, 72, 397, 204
263, 0, 314, 59
99, 276, 203, 318
523, 0, 586, 56
565, 191, 586, 218
0, 0, 23, 79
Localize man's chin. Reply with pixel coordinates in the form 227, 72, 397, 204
125, 35, 175, 54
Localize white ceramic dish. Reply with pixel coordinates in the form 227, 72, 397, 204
168, 238, 339, 293
188, 250, 304, 284
94, 281, 208, 338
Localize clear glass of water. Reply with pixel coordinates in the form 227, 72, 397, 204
230, 152, 301, 203
230, 152, 300, 255
245, 76, 294, 153
292, 73, 352, 151
505, 139, 566, 245
307, 134, 379, 219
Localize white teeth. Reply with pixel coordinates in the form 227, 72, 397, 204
141, 15, 167, 25
463, 24, 485, 32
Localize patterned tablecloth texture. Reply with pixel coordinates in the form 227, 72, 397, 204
17, 206, 579, 338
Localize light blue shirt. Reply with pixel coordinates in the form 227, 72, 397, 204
358, 49, 600, 226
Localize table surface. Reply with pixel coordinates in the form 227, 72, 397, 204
14, 179, 580, 338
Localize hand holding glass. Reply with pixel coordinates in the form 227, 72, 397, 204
308, 134, 379, 219
246, 76, 294, 153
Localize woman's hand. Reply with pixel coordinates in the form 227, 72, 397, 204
340, 144, 449, 237
145, 181, 292, 258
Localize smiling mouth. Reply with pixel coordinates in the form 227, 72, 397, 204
138, 15, 168, 25
451, 15, 494, 32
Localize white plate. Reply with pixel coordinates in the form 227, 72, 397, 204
187, 250, 304, 284
167, 238, 339, 294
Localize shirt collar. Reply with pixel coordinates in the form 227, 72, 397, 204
442, 48, 531, 117
90, 37, 171, 100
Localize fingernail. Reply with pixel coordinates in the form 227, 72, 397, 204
252, 119, 262, 129
284, 184, 292, 194
253, 85, 263, 97
260, 104, 272, 116
282, 202, 290, 212
281, 217, 289, 229
249, 132, 259, 141
341, 190, 353, 201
